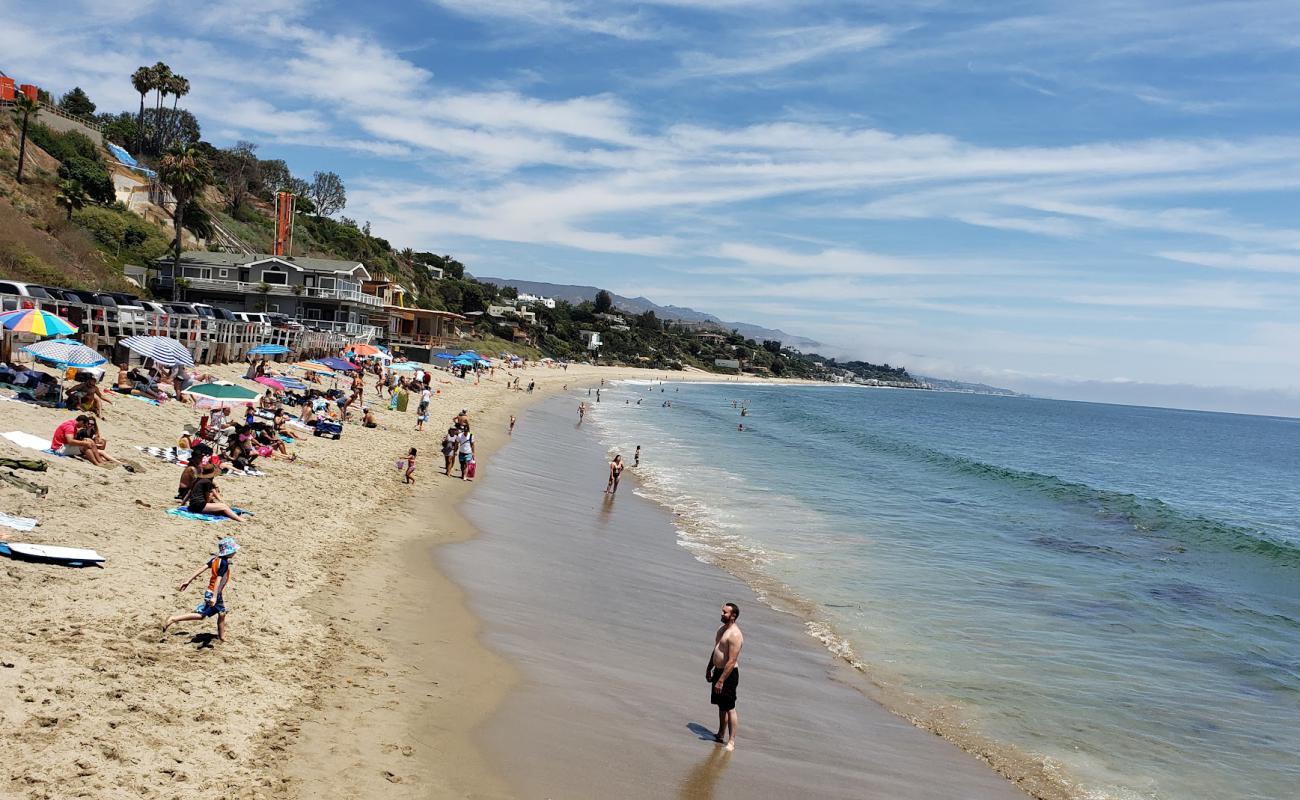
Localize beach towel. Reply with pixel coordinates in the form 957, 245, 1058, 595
2, 431, 59, 454
0, 512, 38, 532
166, 507, 252, 523
135, 446, 191, 464
121, 393, 162, 407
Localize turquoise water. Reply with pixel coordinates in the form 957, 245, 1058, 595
589, 383, 1300, 800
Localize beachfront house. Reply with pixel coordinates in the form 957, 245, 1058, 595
360, 278, 466, 359
579, 329, 602, 351
154, 251, 384, 338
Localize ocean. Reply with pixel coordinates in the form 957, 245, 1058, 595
588, 382, 1300, 800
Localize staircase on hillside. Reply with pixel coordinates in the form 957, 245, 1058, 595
205, 210, 256, 255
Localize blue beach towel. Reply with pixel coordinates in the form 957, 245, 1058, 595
166, 507, 252, 523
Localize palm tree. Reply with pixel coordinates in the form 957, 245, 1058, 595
149, 61, 172, 154
166, 74, 190, 150
55, 180, 89, 220
12, 92, 40, 184
158, 143, 213, 300
131, 65, 153, 155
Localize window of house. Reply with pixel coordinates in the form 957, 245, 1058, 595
182, 267, 212, 279
267, 303, 279, 313
317, 276, 336, 290
305, 308, 321, 320
217, 269, 229, 278
262, 270, 288, 285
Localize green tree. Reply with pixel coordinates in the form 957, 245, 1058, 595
55, 180, 89, 220
308, 170, 347, 216
158, 143, 213, 300
11, 92, 40, 184
594, 289, 614, 315
58, 87, 96, 117
762, 339, 782, 354
58, 156, 114, 204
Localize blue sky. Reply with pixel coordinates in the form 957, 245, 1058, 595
6, 0, 1300, 414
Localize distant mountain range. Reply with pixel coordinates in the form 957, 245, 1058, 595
476, 276, 1023, 397
917, 376, 1026, 397
475, 276, 827, 353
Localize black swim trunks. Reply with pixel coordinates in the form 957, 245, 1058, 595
709, 666, 739, 711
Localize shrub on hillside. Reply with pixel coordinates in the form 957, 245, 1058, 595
25, 124, 101, 164
73, 205, 170, 262
58, 156, 114, 204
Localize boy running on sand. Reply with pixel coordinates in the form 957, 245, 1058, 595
163, 537, 239, 643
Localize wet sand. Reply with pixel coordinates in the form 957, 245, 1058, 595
447, 396, 1027, 800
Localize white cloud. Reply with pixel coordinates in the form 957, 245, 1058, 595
673, 24, 899, 78
1157, 250, 1300, 274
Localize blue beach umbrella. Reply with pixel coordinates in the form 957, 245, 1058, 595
433, 352, 457, 360
390, 362, 419, 371
316, 356, 359, 372
249, 343, 291, 356
21, 338, 107, 368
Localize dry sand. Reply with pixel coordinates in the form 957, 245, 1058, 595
0, 358, 776, 799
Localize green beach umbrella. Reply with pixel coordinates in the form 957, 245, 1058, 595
183, 382, 259, 408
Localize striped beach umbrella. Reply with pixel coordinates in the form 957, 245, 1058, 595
294, 361, 335, 375
21, 338, 106, 368
0, 308, 78, 337
120, 335, 195, 367
248, 343, 291, 356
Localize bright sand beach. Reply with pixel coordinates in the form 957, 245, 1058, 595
0, 360, 833, 799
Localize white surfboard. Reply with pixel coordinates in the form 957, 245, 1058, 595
4, 543, 105, 563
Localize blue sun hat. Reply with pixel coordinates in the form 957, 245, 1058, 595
216, 536, 240, 557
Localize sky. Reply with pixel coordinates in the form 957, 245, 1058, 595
4, 0, 1300, 415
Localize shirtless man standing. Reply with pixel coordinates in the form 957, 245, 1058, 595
707, 602, 744, 750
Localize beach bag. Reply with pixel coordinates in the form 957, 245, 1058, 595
466, 460, 477, 479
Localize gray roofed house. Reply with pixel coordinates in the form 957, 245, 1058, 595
154, 251, 384, 337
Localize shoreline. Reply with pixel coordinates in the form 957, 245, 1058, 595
443, 394, 1029, 800
274, 366, 813, 798
588, 396, 1073, 800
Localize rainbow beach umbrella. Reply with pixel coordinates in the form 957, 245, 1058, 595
0, 308, 78, 337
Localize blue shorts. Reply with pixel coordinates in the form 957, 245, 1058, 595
459, 452, 473, 464
195, 591, 226, 617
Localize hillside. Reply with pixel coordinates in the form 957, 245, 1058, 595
0, 114, 154, 291
0, 73, 917, 382
476, 276, 828, 353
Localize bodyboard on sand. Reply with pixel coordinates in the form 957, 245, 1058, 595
0, 542, 105, 566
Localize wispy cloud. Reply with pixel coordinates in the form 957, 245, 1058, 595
672, 24, 900, 79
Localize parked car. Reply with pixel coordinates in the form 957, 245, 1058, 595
264, 312, 302, 332
162, 302, 199, 316
189, 303, 217, 320
211, 307, 238, 322
0, 280, 55, 311
103, 293, 147, 329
